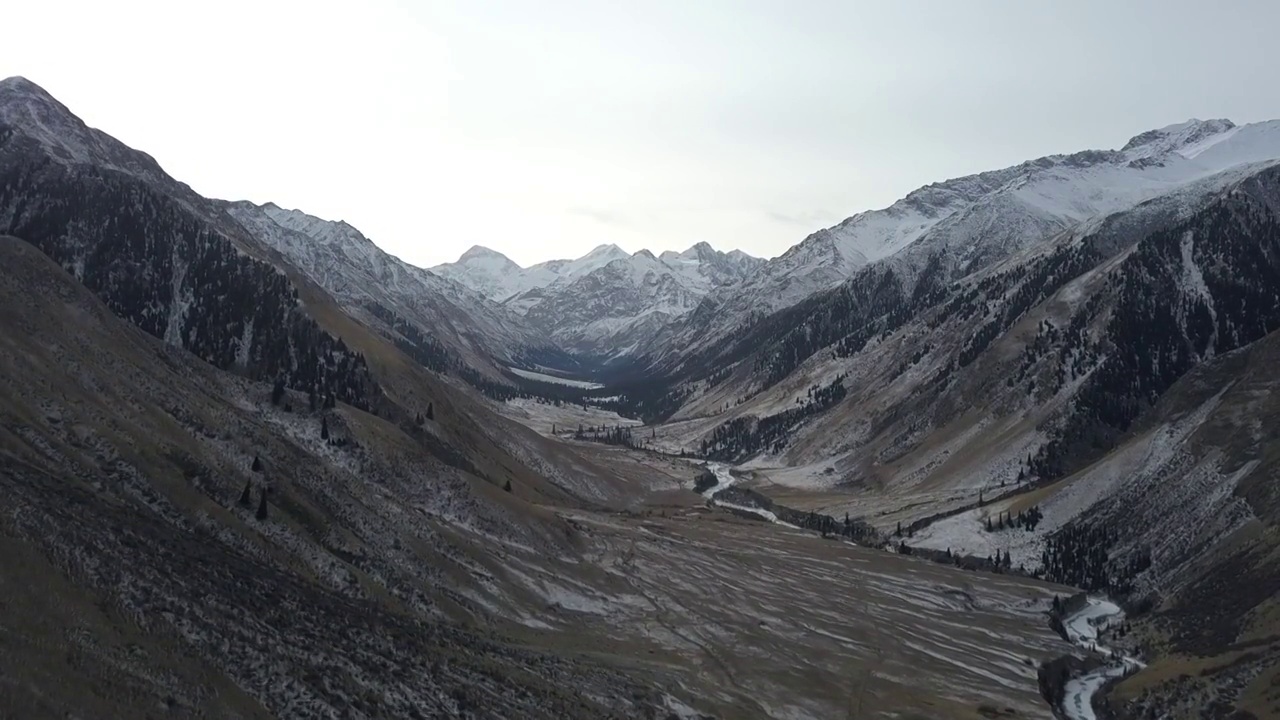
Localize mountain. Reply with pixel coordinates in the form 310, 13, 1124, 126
0, 76, 568, 400
625, 123, 1280, 717
5, 74, 1280, 719
435, 241, 763, 355
430, 242, 632, 303
223, 200, 553, 379
663, 118, 1280, 362
0, 234, 666, 717
657, 241, 767, 293
515, 244, 762, 355
429, 244, 526, 301
0, 79, 1081, 719
0, 76, 697, 717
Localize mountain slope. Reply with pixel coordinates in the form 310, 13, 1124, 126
437, 242, 763, 356
664, 118, 1280, 363
431, 243, 634, 303
0, 81, 381, 414
224, 201, 552, 378
0, 235, 664, 718
631, 152, 1280, 719
580, 128, 1280, 717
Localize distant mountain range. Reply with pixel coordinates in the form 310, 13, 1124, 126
432, 241, 764, 355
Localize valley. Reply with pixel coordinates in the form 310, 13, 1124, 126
1, 73, 1278, 720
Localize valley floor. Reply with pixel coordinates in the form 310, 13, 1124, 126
481, 417, 1083, 718
517, 505, 1071, 719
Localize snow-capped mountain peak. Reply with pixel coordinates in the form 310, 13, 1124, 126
430, 239, 762, 353
459, 244, 519, 265
582, 243, 628, 261
1120, 118, 1237, 159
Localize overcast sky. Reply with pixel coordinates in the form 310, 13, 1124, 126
5, 1, 1280, 267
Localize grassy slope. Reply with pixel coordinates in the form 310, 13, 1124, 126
0, 236, 653, 717
1105, 331, 1280, 719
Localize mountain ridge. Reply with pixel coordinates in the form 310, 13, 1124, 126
650, 116, 1280, 370
3, 75, 1280, 720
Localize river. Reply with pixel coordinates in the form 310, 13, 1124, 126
1060, 597, 1145, 720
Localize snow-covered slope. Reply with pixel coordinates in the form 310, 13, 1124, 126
430, 243, 632, 303
225, 201, 546, 374
658, 241, 765, 293
434, 241, 762, 355
515, 244, 761, 354
672, 118, 1280, 356
431, 245, 528, 302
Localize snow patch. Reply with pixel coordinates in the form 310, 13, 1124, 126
507, 367, 604, 389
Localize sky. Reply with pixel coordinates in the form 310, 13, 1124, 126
4, 1, 1280, 268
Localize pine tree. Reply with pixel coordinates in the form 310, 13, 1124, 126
895, 520, 902, 536
251, 456, 263, 472
321, 416, 330, 440
426, 402, 434, 421
238, 480, 253, 507
503, 480, 512, 493
256, 488, 269, 520
271, 377, 286, 406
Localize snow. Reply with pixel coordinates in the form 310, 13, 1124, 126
507, 367, 604, 389
1178, 124, 1241, 160
712, 500, 800, 529
498, 397, 641, 436
663, 117, 1280, 363
1060, 598, 1145, 720
1179, 229, 1218, 356
661, 694, 706, 720
1062, 598, 1121, 648
700, 464, 803, 528
226, 201, 540, 368
434, 240, 760, 352
700, 463, 737, 498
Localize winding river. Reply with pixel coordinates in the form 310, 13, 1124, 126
1060, 597, 1145, 720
